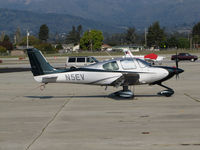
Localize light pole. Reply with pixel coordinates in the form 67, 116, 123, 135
145, 28, 147, 48
27, 30, 29, 48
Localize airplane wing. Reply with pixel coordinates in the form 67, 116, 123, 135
111, 73, 139, 87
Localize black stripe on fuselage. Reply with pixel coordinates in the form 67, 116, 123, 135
52, 67, 154, 74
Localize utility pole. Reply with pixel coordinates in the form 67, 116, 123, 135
27, 30, 29, 49
14, 35, 17, 45
187, 30, 193, 50
190, 37, 193, 50
145, 28, 147, 47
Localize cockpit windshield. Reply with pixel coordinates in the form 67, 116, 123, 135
120, 59, 136, 70
136, 58, 151, 68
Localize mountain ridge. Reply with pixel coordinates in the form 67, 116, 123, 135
1, 0, 200, 28
0, 0, 200, 33
0, 8, 120, 34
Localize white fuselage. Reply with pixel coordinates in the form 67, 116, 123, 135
34, 71, 122, 85
34, 58, 169, 86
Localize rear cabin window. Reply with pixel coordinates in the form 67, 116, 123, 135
120, 59, 136, 70
77, 57, 85, 62
68, 57, 75, 62
103, 61, 119, 71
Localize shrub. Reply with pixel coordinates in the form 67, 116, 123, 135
34, 43, 56, 54
0, 46, 7, 54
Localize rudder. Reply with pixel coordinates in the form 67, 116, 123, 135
27, 48, 59, 76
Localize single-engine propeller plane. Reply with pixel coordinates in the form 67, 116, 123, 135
27, 48, 184, 98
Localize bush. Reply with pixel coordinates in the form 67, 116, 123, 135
34, 43, 56, 54
178, 38, 190, 49
56, 43, 63, 50
0, 46, 7, 54
19, 36, 40, 46
0, 41, 13, 50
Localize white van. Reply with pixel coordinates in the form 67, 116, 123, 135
65, 56, 99, 68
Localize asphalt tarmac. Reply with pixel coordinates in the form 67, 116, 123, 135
0, 61, 200, 150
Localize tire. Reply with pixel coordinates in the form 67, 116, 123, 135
190, 58, 195, 62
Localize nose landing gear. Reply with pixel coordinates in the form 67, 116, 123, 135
157, 83, 174, 97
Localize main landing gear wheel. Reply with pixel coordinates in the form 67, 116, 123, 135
157, 83, 174, 97
112, 86, 134, 98
157, 90, 174, 97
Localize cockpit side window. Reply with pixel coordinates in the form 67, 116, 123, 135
120, 59, 136, 70
103, 61, 119, 71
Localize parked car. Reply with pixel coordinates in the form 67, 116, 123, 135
65, 56, 99, 68
171, 53, 198, 62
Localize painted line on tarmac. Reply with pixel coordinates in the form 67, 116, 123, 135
25, 96, 73, 150
184, 93, 200, 102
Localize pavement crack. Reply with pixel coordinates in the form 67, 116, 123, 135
25, 96, 73, 150
184, 93, 200, 102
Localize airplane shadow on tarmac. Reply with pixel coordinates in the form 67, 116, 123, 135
25, 94, 161, 101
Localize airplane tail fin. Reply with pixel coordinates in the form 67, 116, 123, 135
123, 48, 134, 58
27, 48, 61, 76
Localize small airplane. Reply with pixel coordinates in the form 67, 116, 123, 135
27, 48, 184, 98
123, 49, 165, 65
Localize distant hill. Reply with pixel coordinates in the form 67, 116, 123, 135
0, 8, 120, 35
1, 0, 200, 31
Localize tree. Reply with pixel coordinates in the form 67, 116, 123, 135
104, 33, 126, 46
80, 30, 104, 51
167, 36, 178, 48
15, 27, 21, 44
34, 43, 56, 54
66, 26, 77, 44
66, 25, 82, 45
19, 36, 40, 46
77, 25, 83, 41
0, 45, 6, 53
3, 35, 10, 42
39, 24, 49, 42
125, 27, 136, 44
177, 38, 190, 49
192, 22, 200, 45
0, 32, 5, 42
147, 21, 166, 48
0, 35, 13, 50
55, 43, 63, 50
